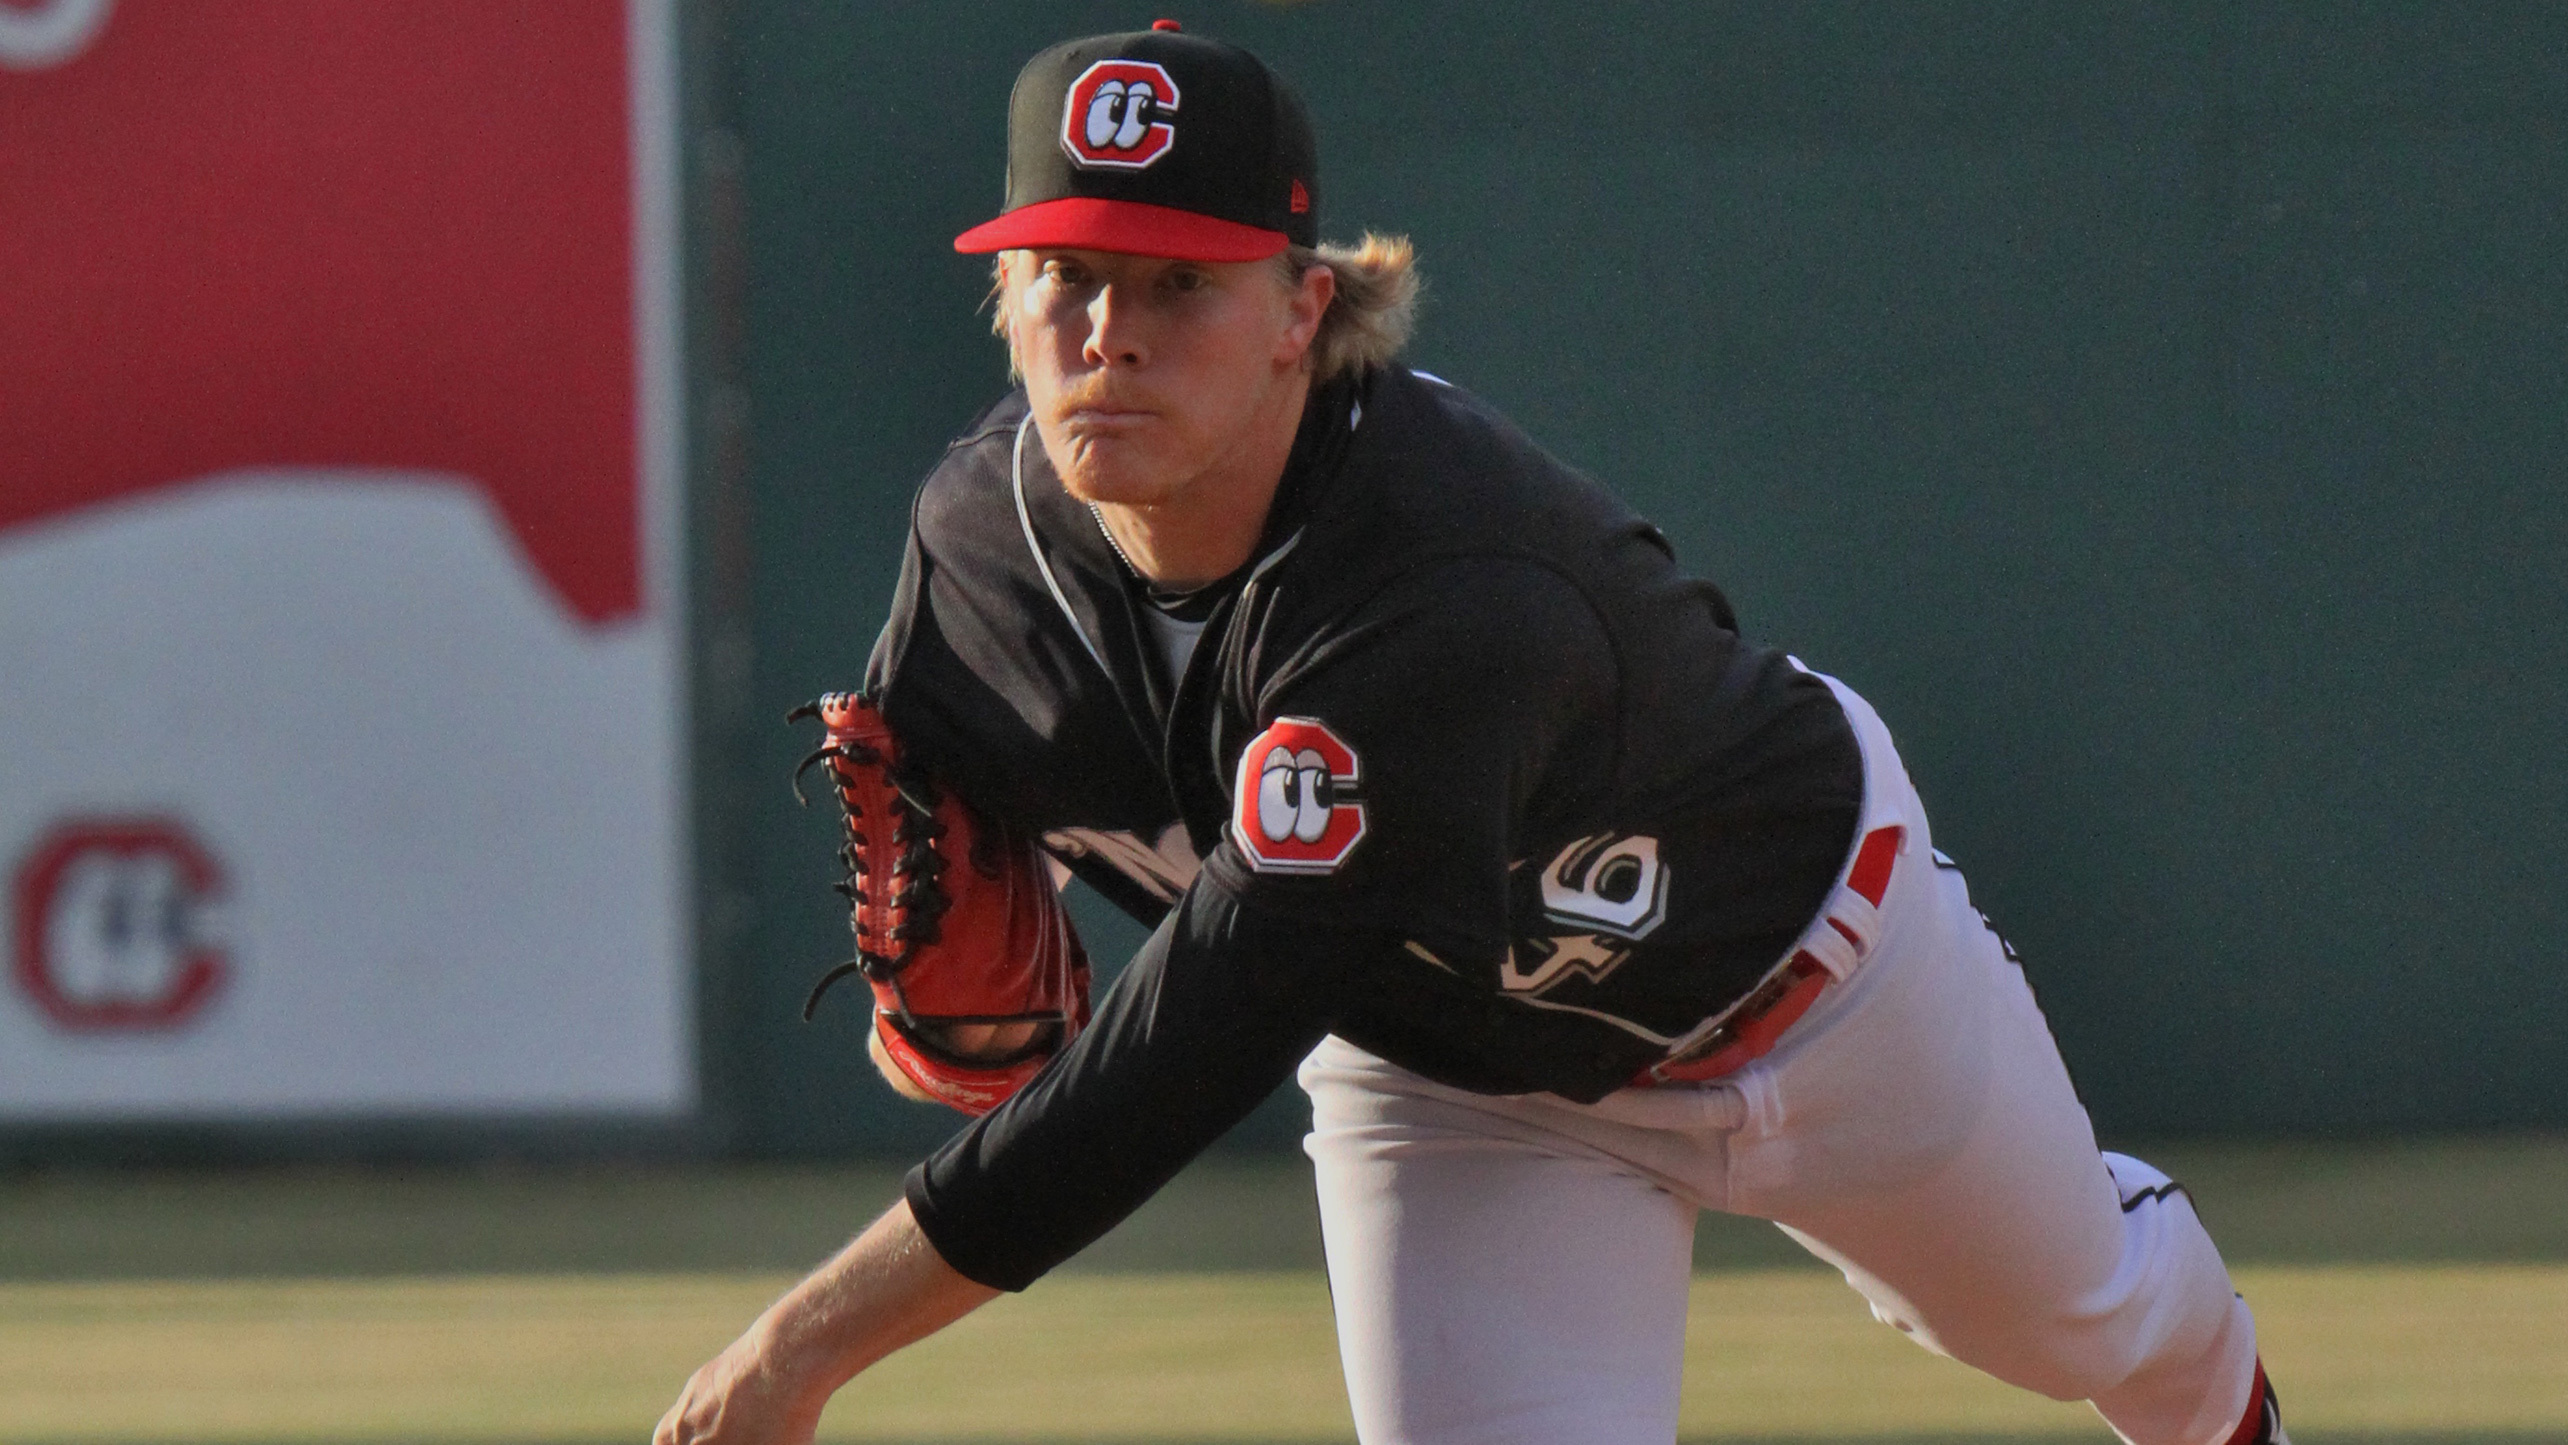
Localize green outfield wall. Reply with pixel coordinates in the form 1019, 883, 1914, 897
688, 1, 2568, 1154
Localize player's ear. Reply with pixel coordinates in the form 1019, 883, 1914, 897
1278, 261, 1334, 367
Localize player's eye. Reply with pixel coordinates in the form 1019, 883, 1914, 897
1164, 266, 1209, 295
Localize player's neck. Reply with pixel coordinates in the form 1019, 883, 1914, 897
1088, 369, 1313, 591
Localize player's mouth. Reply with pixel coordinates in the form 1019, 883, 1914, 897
1058, 403, 1155, 432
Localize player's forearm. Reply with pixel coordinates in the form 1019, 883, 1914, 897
656, 1199, 994, 1444
756, 1198, 1000, 1388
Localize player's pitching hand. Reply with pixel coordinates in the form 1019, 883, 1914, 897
653, 1323, 831, 1445
652, 1199, 997, 1444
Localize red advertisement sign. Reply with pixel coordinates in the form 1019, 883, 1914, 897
0, 0, 690, 1118
0, 0, 640, 622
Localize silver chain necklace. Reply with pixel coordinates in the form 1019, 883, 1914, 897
1087, 501, 1145, 577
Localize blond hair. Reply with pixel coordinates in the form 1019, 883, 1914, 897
988, 231, 1421, 384
1284, 232, 1421, 383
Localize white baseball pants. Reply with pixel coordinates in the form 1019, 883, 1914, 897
1298, 678, 2262, 1445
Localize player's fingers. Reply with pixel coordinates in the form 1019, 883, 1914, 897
653, 1365, 718, 1445
653, 1350, 822, 1445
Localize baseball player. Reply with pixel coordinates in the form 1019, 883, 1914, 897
659, 23, 2288, 1445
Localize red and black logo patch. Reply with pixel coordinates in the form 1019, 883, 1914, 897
1231, 717, 1365, 875
1060, 59, 1180, 171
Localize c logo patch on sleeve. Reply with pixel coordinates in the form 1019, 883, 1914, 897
1231, 717, 1366, 875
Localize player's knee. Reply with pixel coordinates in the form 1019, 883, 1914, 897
1880, 1281, 2167, 1402
1928, 1323, 2140, 1404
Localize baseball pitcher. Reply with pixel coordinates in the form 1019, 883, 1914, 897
659, 23, 2288, 1445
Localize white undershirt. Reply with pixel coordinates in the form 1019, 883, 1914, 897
1089, 501, 1217, 685
1139, 606, 1210, 686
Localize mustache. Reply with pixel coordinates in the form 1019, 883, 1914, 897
1050, 385, 1154, 415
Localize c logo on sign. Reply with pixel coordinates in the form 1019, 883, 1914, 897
10, 818, 231, 1030
1060, 59, 1179, 170
1231, 717, 1365, 874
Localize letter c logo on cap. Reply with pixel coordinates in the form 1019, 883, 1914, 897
1061, 59, 1180, 170
1231, 717, 1365, 874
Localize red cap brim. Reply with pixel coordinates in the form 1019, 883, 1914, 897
953, 197, 1289, 261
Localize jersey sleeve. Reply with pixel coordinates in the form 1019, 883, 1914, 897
905, 877, 1357, 1291
1204, 556, 1618, 965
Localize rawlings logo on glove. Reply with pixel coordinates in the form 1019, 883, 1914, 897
789, 692, 1091, 1115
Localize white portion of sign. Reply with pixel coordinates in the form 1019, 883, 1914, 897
44, 851, 200, 1011
0, 0, 114, 71
0, 475, 690, 1117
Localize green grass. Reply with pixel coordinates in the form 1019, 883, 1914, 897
2, 1267, 2564, 1441
2, 1136, 2564, 1442
7, 1134, 2566, 1281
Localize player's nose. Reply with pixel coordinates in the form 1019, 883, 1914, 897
1082, 283, 1148, 368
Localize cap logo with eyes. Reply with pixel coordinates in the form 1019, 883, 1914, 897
952, 21, 1319, 263
1062, 59, 1180, 170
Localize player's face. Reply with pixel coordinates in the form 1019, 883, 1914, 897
1003, 248, 1330, 512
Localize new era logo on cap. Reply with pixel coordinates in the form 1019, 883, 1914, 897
1063, 59, 1178, 170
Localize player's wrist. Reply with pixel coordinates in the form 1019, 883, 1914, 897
741, 1294, 866, 1411
751, 1199, 998, 1395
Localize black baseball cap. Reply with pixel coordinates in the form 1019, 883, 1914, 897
952, 21, 1318, 262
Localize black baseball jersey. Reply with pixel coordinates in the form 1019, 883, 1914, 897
865, 366, 1861, 1290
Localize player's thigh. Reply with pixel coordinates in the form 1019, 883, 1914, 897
1773, 1100, 2253, 1437
1756, 869, 2239, 1405
1303, 1041, 1697, 1445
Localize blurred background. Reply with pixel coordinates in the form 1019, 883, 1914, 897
2, 0, 2562, 1440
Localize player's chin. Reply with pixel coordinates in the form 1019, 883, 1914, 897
1055, 445, 1182, 507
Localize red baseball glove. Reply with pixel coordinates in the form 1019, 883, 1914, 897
789, 692, 1091, 1115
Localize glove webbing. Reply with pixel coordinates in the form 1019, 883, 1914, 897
788, 696, 952, 1026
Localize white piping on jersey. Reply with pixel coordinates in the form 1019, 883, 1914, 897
1009, 409, 1310, 684
1244, 526, 1304, 583
1011, 413, 1112, 677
